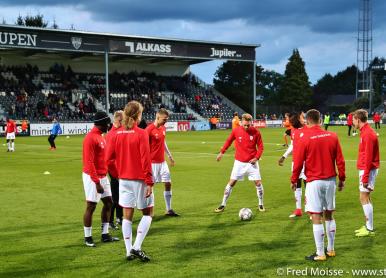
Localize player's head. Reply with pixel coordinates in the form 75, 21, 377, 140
289, 112, 303, 129
241, 113, 253, 130
113, 110, 123, 127
352, 109, 368, 128
305, 109, 321, 126
6, 117, 9, 122
52, 118, 57, 123
123, 101, 143, 130
156, 108, 169, 126
93, 111, 111, 133
233, 112, 238, 117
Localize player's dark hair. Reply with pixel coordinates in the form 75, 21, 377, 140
289, 112, 303, 129
306, 109, 320, 124
123, 101, 143, 129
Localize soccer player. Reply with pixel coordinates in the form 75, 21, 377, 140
352, 109, 380, 237
106, 101, 154, 262
292, 109, 345, 261
282, 113, 291, 147
48, 118, 62, 150
278, 112, 306, 218
82, 111, 119, 247
145, 108, 179, 216
347, 112, 353, 136
323, 112, 331, 130
5, 117, 17, 152
232, 112, 240, 129
105, 110, 124, 229
373, 112, 381, 135
214, 113, 265, 213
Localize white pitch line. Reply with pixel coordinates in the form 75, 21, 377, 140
173, 151, 386, 163
170, 141, 280, 145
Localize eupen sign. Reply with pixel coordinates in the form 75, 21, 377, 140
0, 32, 37, 47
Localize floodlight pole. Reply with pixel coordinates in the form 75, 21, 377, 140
253, 60, 256, 119
105, 51, 110, 113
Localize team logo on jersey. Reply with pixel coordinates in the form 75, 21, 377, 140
71, 37, 82, 49
250, 135, 254, 141
238, 136, 242, 142
100, 141, 105, 149
300, 133, 304, 138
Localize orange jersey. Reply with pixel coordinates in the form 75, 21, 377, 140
283, 119, 292, 130
232, 117, 240, 129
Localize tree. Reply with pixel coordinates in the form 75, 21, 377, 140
213, 61, 283, 113
16, 15, 24, 26
213, 61, 254, 113
15, 14, 48, 28
256, 69, 283, 105
279, 49, 313, 110
52, 19, 58, 29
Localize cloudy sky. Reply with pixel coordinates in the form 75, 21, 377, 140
1, 0, 386, 84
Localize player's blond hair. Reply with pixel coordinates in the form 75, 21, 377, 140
157, 108, 169, 116
123, 101, 143, 129
241, 113, 253, 121
353, 109, 368, 123
113, 110, 123, 120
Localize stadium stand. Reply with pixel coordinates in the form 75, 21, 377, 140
0, 63, 242, 122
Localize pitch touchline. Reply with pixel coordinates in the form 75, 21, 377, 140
173, 151, 386, 163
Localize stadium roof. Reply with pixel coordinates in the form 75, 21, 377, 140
0, 24, 259, 64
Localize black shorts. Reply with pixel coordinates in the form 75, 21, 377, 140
285, 129, 291, 136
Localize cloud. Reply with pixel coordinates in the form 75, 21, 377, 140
2, 0, 386, 34
0, 1, 385, 84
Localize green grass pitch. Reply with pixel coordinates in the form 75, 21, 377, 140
0, 126, 385, 277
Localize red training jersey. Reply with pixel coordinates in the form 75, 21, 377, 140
106, 125, 153, 186
357, 123, 380, 183
105, 125, 120, 178
6, 120, 17, 133
291, 125, 345, 184
290, 126, 307, 162
145, 123, 166, 163
82, 126, 108, 184
347, 113, 353, 126
373, 114, 381, 123
220, 126, 264, 162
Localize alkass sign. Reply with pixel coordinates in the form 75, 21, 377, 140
253, 120, 266, 128
124, 41, 171, 54
165, 122, 178, 132
177, 121, 190, 131
0, 123, 30, 136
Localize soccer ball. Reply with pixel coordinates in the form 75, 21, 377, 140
239, 208, 253, 221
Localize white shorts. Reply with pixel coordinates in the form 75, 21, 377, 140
359, 169, 378, 192
6, 132, 15, 140
305, 178, 336, 214
119, 179, 154, 210
291, 162, 307, 180
152, 161, 171, 183
82, 173, 112, 203
230, 160, 261, 181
